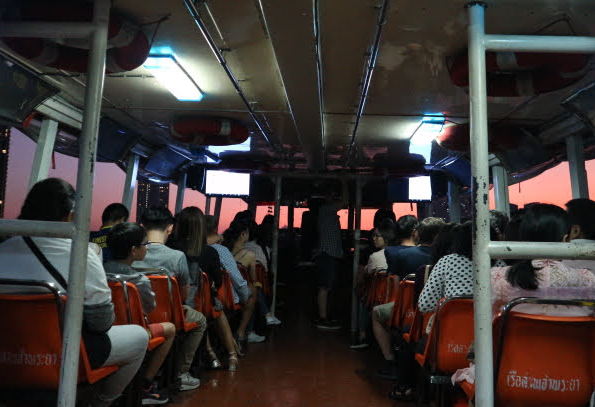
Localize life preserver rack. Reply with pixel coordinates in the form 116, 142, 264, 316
1, 3, 150, 73
449, 51, 590, 97
170, 118, 250, 147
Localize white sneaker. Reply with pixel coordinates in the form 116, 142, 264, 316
246, 332, 266, 343
179, 372, 200, 391
266, 315, 282, 325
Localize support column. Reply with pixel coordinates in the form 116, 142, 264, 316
567, 134, 589, 199
59, 1, 110, 406
205, 196, 211, 216
492, 165, 510, 217
447, 180, 461, 223
121, 154, 139, 211
28, 118, 58, 190
350, 177, 362, 344
467, 4, 494, 407
214, 196, 223, 229
175, 173, 187, 214
248, 201, 257, 216
270, 176, 282, 316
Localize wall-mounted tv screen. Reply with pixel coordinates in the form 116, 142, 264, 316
204, 170, 250, 196
387, 176, 432, 202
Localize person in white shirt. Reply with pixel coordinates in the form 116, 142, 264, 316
0, 178, 148, 407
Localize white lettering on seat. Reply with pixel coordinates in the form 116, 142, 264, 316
0, 349, 58, 366
505, 371, 580, 393
447, 343, 467, 354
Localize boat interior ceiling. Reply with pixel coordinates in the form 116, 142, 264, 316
2, 0, 595, 202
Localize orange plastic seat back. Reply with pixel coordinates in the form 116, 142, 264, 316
423, 297, 474, 374
366, 273, 380, 308
198, 272, 222, 319
218, 269, 235, 310
374, 272, 388, 304
494, 311, 595, 407
169, 277, 198, 331
398, 280, 416, 328
386, 275, 400, 304
146, 275, 174, 325
255, 262, 270, 296
108, 281, 132, 326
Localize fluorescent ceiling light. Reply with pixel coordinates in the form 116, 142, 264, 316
143, 54, 203, 102
410, 115, 445, 145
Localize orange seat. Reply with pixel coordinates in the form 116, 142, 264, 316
374, 272, 388, 304
255, 262, 271, 296
108, 279, 165, 351
386, 275, 400, 304
196, 272, 222, 319
0, 279, 118, 392
145, 273, 198, 332
217, 268, 236, 310
366, 272, 380, 309
492, 298, 595, 407
387, 277, 415, 329
402, 307, 431, 344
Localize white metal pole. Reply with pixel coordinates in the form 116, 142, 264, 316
447, 180, 462, 223
467, 4, 494, 407
350, 177, 362, 343
121, 154, 139, 211
58, 1, 109, 406
175, 173, 187, 214
214, 196, 223, 229
488, 241, 595, 260
484, 34, 595, 53
566, 134, 589, 199
270, 176, 282, 316
0, 219, 73, 238
205, 196, 211, 216
28, 118, 58, 190
492, 165, 510, 217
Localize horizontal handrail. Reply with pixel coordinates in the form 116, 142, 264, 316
484, 34, 595, 53
0, 219, 74, 238
488, 241, 595, 260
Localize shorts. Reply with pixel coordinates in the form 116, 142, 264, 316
148, 323, 165, 339
373, 301, 395, 325
316, 252, 340, 290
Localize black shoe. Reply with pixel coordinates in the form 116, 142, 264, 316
142, 384, 169, 405
377, 361, 398, 380
316, 319, 341, 331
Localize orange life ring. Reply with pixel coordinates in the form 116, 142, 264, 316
449, 52, 590, 97
171, 118, 249, 146
1, 3, 150, 73
436, 124, 521, 152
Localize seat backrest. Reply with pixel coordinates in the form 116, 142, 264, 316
428, 296, 474, 374
389, 279, 415, 328
255, 262, 270, 296
108, 280, 132, 325
374, 272, 388, 304
146, 275, 174, 325
218, 268, 235, 310
199, 272, 222, 319
494, 298, 595, 407
386, 275, 399, 303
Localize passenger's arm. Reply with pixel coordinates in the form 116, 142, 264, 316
83, 251, 115, 332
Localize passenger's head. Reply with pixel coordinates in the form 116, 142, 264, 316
417, 217, 445, 245
171, 206, 207, 256
258, 214, 275, 247
374, 218, 396, 248
101, 203, 129, 226
232, 211, 257, 241
107, 222, 148, 262
223, 219, 250, 251
565, 198, 595, 241
205, 215, 218, 236
507, 204, 570, 290
396, 215, 418, 243
450, 221, 473, 260
20, 178, 75, 222
373, 208, 396, 229
505, 209, 525, 241
140, 206, 174, 233
431, 222, 457, 265
490, 210, 509, 241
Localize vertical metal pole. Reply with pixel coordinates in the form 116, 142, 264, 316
214, 196, 223, 229
492, 165, 510, 217
205, 196, 211, 215
28, 118, 58, 190
58, 1, 109, 406
447, 180, 462, 223
287, 205, 294, 231
350, 177, 362, 343
467, 4, 494, 407
270, 175, 282, 316
248, 201, 257, 217
121, 154, 139, 211
566, 134, 589, 199
175, 173, 187, 214
347, 204, 355, 232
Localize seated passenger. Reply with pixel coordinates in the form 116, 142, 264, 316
105, 222, 175, 405
366, 218, 394, 274
563, 198, 595, 272
492, 204, 595, 316
168, 207, 240, 372
90, 203, 129, 262
0, 178, 148, 407
384, 215, 417, 275
133, 206, 206, 391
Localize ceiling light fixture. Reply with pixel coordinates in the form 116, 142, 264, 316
143, 53, 203, 102
410, 115, 445, 145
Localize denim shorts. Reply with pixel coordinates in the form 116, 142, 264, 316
316, 252, 340, 289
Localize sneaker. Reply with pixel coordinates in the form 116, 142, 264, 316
142, 384, 169, 405
266, 315, 282, 325
350, 340, 369, 350
246, 331, 266, 343
316, 319, 341, 331
178, 372, 200, 391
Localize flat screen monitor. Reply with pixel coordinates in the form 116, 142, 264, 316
204, 170, 250, 196
409, 176, 432, 201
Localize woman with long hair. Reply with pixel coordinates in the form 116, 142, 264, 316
169, 207, 239, 371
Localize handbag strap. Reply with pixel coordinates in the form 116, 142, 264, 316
23, 236, 68, 290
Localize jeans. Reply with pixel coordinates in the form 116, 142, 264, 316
92, 325, 148, 407
173, 306, 207, 377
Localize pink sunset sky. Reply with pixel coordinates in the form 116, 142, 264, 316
5, 128, 595, 232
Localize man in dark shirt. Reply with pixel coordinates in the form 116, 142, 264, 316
385, 215, 418, 274
89, 203, 129, 262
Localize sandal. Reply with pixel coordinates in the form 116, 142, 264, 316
205, 344, 221, 369
228, 352, 238, 372
388, 385, 414, 401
